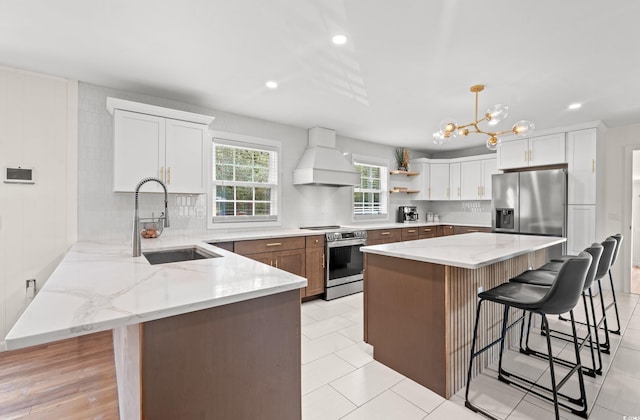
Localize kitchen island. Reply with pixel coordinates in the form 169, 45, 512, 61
5, 239, 306, 419
361, 232, 565, 399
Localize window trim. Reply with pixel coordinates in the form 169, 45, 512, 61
207, 130, 282, 230
351, 154, 390, 222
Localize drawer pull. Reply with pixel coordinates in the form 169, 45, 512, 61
423, 228, 431, 232
380, 232, 391, 236
468, 229, 479, 232
275, 259, 278, 268
407, 229, 416, 233
266, 242, 282, 247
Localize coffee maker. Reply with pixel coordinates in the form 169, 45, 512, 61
398, 206, 419, 222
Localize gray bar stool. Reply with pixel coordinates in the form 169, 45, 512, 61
510, 242, 605, 377
465, 252, 592, 420
606, 234, 623, 335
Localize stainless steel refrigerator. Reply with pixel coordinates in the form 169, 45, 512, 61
492, 169, 567, 254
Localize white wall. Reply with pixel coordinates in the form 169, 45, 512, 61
603, 124, 640, 292
78, 82, 430, 241
0, 67, 77, 348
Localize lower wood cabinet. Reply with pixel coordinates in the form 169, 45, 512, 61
418, 227, 437, 239
304, 236, 325, 298
367, 228, 402, 245
401, 227, 420, 241
439, 225, 455, 236
452, 226, 491, 235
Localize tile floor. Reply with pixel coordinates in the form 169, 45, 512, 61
301, 290, 640, 420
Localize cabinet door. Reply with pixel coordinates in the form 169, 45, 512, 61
567, 205, 596, 255
481, 158, 498, 200
449, 162, 461, 201
275, 249, 306, 277
409, 162, 429, 200
244, 251, 274, 266
440, 225, 455, 236
113, 110, 165, 192
529, 133, 566, 167
460, 160, 482, 200
497, 138, 528, 169
429, 163, 450, 200
165, 119, 207, 194
567, 129, 597, 205
305, 236, 325, 297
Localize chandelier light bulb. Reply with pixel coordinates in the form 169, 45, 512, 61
439, 120, 458, 137
432, 131, 449, 145
486, 136, 500, 151
512, 120, 535, 136
486, 104, 509, 126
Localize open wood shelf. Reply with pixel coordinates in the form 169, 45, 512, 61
389, 189, 420, 194
389, 170, 419, 176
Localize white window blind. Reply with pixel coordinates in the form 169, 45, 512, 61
213, 140, 279, 223
353, 162, 388, 217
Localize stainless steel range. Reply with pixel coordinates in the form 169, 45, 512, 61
324, 229, 367, 300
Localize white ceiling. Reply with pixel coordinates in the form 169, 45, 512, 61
1, 1, 639, 152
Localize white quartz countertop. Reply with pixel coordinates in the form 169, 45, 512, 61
360, 232, 566, 269
4, 239, 307, 350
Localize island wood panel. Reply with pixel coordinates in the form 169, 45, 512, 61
116, 289, 301, 419
365, 254, 448, 397
365, 248, 548, 399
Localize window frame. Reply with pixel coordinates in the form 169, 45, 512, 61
208, 131, 282, 229
351, 154, 390, 221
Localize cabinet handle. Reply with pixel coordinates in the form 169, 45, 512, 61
468, 229, 480, 232
322, 254, 325, 268
408, 229, 416, 233
167, 167, 171, 185
424, 228, 431, 232
160, 166, 164, 182
270, 260, 273, 266
380, 232, 391, 236
529, 149, 532, 162
266, 242, 282, 247
314, 239, 319, 244
592, 159, 595, 173
275, 259, 278, 268
524, 151, 527, 162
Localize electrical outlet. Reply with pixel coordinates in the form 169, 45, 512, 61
26, 279, 36, 298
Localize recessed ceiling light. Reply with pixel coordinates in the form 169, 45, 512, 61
568, 103, 582, 110
332, 34, 347, 45
265, 80, 278, 89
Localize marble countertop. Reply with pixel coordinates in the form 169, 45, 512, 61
360, 232, 566, 269
4, 239, 307, 350
205, 221, 491, 243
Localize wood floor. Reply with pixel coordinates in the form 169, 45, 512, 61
0, 331, 119, 419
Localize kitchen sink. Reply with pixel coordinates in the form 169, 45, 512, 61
143, 247, 222, 265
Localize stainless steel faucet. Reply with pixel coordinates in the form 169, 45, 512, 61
133, 177, 170, 257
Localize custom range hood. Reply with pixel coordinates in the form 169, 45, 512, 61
293, 127, 360, 187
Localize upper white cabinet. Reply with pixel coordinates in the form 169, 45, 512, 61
429, 163, 450, 200
108, 98, 215, 193
567, 128, 597, 205
460, 157, 498, 200
497, 133, 565, 169
449, 162, 461, 201
408, 161, 430, 200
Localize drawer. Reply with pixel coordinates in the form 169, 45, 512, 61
453, 226, 491, 235
234, 236, 305, 255
401, 227, 419, 241
367, 228, 402, 244
306, 235, 325, 249
418, 226, 437, 239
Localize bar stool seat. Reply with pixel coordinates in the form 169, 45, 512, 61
465, 252, 592, 420
511, 243, 604, 377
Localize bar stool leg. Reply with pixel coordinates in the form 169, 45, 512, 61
608, 269, 622, 335
597, 279, 612, 354
541, 314, 561, 420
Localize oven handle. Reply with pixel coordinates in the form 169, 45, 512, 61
327, 239, 367, 248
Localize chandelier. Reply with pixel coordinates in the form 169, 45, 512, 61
432, 84, 535, 150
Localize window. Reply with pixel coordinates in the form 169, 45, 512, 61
353, 161, 388, 218
213, 139, 279, 223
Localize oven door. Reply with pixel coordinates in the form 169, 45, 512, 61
326, 238, 366, 287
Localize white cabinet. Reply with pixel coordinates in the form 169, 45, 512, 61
461, 158, 497, 200
408, 161, 430, 200
108, 98, 214, 193
449, 162, 461, 201
429, 163, 450, 200
567, 128, 597, 205
567, 205, 596, 255
497, 133, 565, 169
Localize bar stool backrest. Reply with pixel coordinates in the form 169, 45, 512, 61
539, 252, 592, 315
582, 243, 603, 290
611, 234, 623, 266
595, 237, 617, 281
